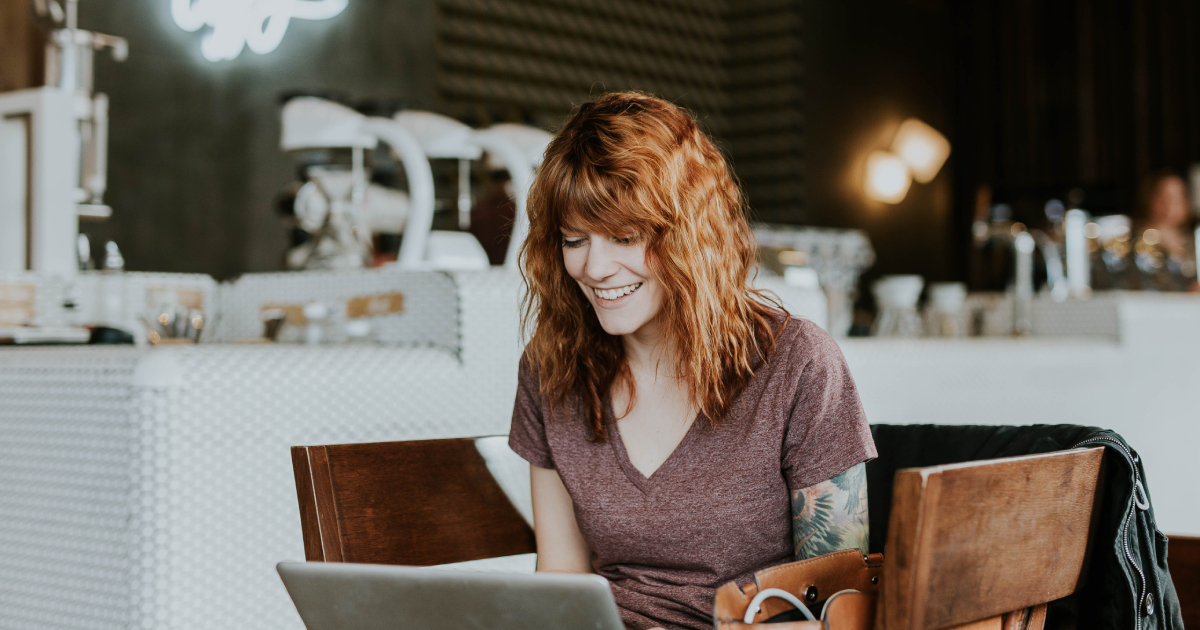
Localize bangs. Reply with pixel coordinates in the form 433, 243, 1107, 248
546, 162, 658, 240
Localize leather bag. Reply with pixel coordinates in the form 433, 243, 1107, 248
713, 549, 883, 630
712, 548, 1045, 630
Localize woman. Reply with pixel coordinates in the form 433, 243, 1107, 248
508, 92, 876, 630
1133, 171, 1199, 292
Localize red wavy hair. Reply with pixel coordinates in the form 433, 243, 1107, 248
520, 91, 781, 439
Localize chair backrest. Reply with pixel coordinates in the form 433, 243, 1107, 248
880, 446, 1106, 630
290, 438, 536, 566
1168, 535, 1200, 629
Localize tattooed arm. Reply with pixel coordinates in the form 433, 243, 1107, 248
791, 462, 869, 559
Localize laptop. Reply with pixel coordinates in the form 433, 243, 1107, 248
277, 561, 625, 630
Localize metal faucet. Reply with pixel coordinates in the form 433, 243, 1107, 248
36, 0, 128, 215
973, 221, 1066, 335
1030, 230, 1068, 301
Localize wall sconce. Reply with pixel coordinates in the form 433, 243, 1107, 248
171, 0, 349, 62
864, 150, 912, 204
892, 118, 951, 183
863, 118, 950, 204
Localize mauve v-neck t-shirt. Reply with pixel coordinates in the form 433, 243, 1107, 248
508, 316, 876, 630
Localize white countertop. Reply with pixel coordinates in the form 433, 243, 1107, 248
0, 289, 1196, 630
840, 292, 1200, 535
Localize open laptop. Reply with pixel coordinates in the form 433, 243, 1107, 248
277, 561, 625, 630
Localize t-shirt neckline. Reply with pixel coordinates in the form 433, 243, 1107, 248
606, 399, 704, 494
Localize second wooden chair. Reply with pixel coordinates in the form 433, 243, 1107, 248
290, 437, 535, 566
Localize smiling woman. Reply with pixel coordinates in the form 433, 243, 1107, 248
509, 92, 876, 630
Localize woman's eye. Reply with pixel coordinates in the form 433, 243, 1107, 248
612, 235, 636, 245
561, 237, 586, 248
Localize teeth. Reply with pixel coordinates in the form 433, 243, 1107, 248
594, 283, 642, 300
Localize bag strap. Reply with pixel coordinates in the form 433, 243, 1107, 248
743, 588, 816, 623
713, 550, 883, 625
751, 550, 883, 620
820, 590, 875, 627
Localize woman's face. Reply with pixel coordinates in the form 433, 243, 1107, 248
1150, 176, 1190, 228
561, 228, 664, 338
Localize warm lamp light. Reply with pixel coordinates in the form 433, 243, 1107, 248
891, 118, 950, 183
864, 150, 911, 203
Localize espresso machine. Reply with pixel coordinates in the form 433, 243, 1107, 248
0, 0, 126, 276
279, 97, 553, 271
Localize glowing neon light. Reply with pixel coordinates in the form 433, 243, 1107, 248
171, 0, 348, 62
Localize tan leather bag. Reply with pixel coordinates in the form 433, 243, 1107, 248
713, 549, 883, 630
712, 548, 1046, 630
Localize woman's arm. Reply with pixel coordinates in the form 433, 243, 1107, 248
790, 462, 869, 559
530, 464, 592, 573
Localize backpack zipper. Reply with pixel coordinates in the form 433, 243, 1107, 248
1072, 436, 1147, 630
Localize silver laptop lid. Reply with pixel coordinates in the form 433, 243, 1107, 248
277, 561, 624, 630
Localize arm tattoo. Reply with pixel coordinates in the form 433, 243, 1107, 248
790, 462, 869, 559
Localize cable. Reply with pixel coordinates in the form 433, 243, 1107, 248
818, 590, 863, 622
742, 588, 816, 623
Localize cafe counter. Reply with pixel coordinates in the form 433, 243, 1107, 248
0, 284, 1195, 630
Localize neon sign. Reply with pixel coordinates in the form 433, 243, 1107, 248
171, 0, 348, 62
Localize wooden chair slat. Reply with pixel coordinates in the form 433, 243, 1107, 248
881, 447, 1105, 630
1168, 535, 1200, 629
291, 438, 535, 567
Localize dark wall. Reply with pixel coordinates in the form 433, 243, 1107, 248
948, 0, 1200, 291
952, 0, 1200, 221
41, 1, 1200, 286
66, 0, 959, 281
80, 0, 436, 279
433, 0, 806, 224
801, 1, 958, 283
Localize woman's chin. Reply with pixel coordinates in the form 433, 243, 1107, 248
597, 320, 639, 336
595, 314, 649, 337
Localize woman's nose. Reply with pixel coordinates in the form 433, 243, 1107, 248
583, 237, 620, 281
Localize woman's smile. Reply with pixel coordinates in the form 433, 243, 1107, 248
592, 282, 643, 306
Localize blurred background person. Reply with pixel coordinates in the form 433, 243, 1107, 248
1133, 171, 1199, 292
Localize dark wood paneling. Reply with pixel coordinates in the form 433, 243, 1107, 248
951, 0, 1200, 281
0, 0, 42, 92
1169, 535, 1200, 629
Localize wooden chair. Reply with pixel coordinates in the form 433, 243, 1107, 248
289, 438, 1110, 629
1167, 535, 1200, 629
879, 447, 1106, 630
290, 438, 535, 566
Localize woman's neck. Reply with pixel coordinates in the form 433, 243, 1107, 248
621, 316, 671, 376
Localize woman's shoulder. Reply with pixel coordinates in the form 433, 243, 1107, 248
517, 347, 542, 389
515, 348, 575, 412
767, 311, 845, 370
